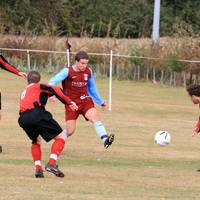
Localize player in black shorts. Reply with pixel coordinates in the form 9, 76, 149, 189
18, 71, 78, 178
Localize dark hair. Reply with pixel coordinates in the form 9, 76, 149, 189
75, 51, 89, 61
186, 84, 200, 97
27, 71, 41, 84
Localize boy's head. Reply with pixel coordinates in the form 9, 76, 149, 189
27, 71, 41, 84
75, 51, 89, 71
187, 84, 200, 104
187, 84, 200, 97
75, 51, 89, 61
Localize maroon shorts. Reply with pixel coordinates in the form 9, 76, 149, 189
65, 97, 94, 120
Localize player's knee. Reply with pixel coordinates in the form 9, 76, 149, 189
67, 129, 75, 136
66, 126, 76, 136
33, 136, 42, 145
57, 131, 67, 141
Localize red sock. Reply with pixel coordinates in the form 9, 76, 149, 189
48, 138, 65, 165
31, 143, 43, 171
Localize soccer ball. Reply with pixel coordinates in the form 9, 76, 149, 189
154, 130, 171, 146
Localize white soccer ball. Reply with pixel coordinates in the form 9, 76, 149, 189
154, 130, 171, 146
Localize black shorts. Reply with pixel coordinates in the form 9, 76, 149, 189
18, 107, 62, 144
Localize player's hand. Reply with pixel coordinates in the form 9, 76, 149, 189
192, 119, 200, 136
101, 102, 107, 111
18, 72, 27, 78
192, 126, 200, 136
69, 101, 78, 111
49, 96, 56, 103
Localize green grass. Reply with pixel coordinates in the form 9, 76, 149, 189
1, 71, 200, 200
1, 157, 200, 170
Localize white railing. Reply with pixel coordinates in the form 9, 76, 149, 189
0, 48, 114, 111
1, 47, 200, 111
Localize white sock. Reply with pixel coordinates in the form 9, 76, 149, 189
93, 121, 108, 142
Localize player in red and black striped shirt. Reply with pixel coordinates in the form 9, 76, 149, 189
18, 71, 78, 178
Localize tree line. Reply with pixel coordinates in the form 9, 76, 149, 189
1, 0, 200, 38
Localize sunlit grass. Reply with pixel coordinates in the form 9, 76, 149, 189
1, 71, 200, 200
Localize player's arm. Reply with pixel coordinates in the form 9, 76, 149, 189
48, 68, 69, 85
40, 84, 78, 110
87, 71, 105, 106
193, 118, 200, 136
0, 55, 26, 77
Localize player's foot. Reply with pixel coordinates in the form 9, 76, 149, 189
197, 169, 200, 172
45, 163, 64, 177
35, 170, 44, 178
104, 134, 115, 149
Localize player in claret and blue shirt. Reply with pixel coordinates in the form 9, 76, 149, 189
49, 51, 114, 149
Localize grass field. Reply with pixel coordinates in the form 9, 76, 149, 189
1, 71, 200, 200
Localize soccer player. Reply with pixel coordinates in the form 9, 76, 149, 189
186, 84, 200, 136
0, 55, 26, 152
49, 51, 114, 148
0, 54, 27, 119
18, 71, 78, 178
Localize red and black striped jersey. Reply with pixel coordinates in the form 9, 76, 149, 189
19, 83, 72, 112
0, 55, 20, 76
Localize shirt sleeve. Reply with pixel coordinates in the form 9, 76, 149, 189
87, 71, 104, 106
0, 55, 20, 76
40, 84, 72, 105
48, 68, 69, 85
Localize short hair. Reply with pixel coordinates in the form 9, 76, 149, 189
186, 84, 200, 97
27, 71, 41, 84
75, 51, 89, 61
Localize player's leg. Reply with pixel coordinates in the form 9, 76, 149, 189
64, 105, 79, 137
47, 119, 76, 176
66, 120, 77, 136
47, 130, 67, 166
85, 107, 114, 148
45, 130, 67, 177
18, 110, 44, 178
39, 111, 68, 177
31, 136, 44, 178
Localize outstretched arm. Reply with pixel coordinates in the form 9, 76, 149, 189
87, 71, 104, 106
193, 118, 200, 136
49, 68, 69, 85
0, 55, 26, 78
40, 84, 78, 111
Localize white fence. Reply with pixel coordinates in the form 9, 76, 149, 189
1, 47, 200, 111
0, 48, 115, 111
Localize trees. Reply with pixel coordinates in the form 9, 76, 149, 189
0, 0, 200, 38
